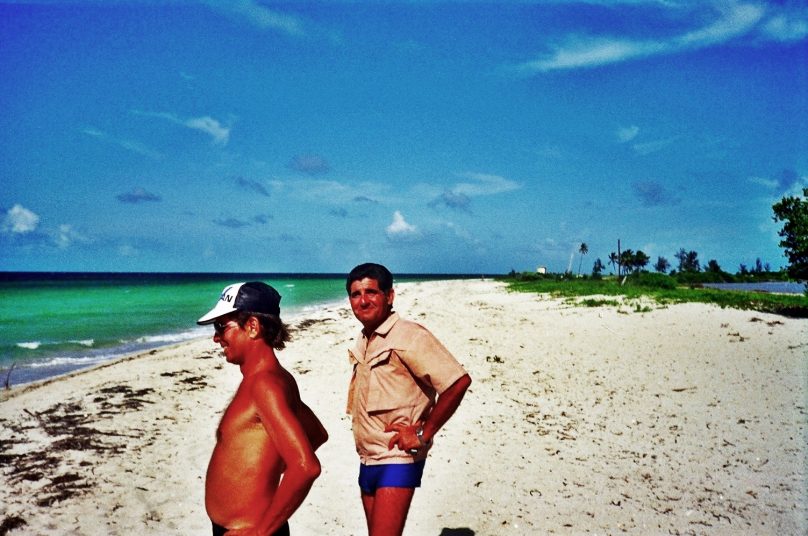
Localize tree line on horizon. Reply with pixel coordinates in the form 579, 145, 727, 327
577, 243, 780, 283
524, 187, 807, 285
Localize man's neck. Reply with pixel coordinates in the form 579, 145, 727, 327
239, 344, 280, 377
361, 311, 394, 338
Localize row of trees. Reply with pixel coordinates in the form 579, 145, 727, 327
575, 242, 727, 278
571, 188, 807, 281
581, 245, 776, 279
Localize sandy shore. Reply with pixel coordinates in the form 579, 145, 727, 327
1, 279, 806, 535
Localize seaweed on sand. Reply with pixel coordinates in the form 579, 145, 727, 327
0, 383, 156, 521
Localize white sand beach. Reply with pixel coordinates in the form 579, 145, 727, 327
1, 279, 806, 535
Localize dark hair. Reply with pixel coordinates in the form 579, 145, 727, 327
235, 311, 291, 350
346, 263, 394, 294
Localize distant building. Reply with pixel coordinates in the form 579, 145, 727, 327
536, 266, 546, 274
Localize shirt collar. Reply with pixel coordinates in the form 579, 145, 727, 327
365, 311, 399, 339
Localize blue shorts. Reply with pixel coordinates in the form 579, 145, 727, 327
358, 460, 426, 494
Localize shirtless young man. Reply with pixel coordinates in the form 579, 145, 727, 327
198, 281, 328, 536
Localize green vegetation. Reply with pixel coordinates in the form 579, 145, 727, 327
501, 271, 808, 317
504, 188, 808, 314
773, 187, 808, 281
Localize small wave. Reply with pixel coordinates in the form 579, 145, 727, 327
27, 355, 110, 368
129, 328, 206, 346
16, 339, 95, 350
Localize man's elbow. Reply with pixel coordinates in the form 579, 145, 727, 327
299, 456, 322, 482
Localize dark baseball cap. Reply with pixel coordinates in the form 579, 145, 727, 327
197, 281, 282, 325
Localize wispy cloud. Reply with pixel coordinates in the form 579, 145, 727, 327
517, 2, 802, 72
82, 127, 162, 159
116, 187, 161, 204
428, 172, 519, 211
617, 125, 640, 143
133, 111, 231, 145
203, 0, 305, 37
274, 178, 390, 206
54, 224, 87, 249
519, 37, 663, 72
674, 3, 764, 48
762, 13, 808, 41
185, 116, 230, 145
452, 172, 521, 196
750, 168, 806, 196
632, 135, 680, 156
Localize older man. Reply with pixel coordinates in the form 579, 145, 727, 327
198, 281, 328, 536
345, 263, 472, 536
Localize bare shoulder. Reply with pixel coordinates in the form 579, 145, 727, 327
248, 369, 298, 406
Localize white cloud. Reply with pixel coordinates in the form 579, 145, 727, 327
185, 116, 230, 145
133, 111, 231, 145
54, 224, 86, 249
675, 3, 764, 48
632, 135, 680, 155
617, 125, 640, 143
272, 177, 393, 205
763, 14, 808, 42
82, 127, 162, 159
118, 245, 139, 257
3, 204, 40, 234
516, 2, 797, 73
453, 172, 520, 196
386, 211, 418, 238
520, 36, 662, 72
204, 0, 305, 37
750, 170, 808, 198
749, 175, 778, 189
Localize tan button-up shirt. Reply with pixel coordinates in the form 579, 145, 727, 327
347, 312, 467, 465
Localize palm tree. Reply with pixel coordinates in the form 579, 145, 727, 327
577, 242, 589, 276
608, 251, 620, 276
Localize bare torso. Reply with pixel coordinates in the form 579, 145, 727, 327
205, 372, 292, 528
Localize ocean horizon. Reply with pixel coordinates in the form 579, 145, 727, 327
1, 271, 481, 387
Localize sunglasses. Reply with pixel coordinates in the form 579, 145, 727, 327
213, 319, 236, 336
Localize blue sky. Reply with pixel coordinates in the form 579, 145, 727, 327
2, 1, 806, 274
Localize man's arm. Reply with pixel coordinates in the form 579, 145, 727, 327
238, 375, 322, 536
386, 373, 471, 451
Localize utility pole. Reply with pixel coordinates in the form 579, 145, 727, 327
617, 238, 622, 278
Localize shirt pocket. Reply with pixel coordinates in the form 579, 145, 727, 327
365, 349, 415, 413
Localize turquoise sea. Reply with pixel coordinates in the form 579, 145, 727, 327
0, 272, 387, 386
